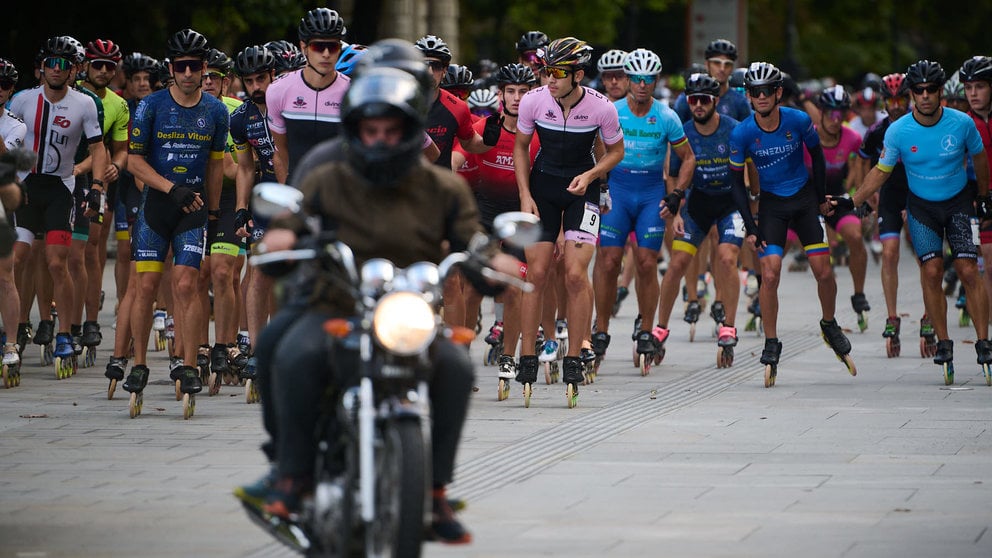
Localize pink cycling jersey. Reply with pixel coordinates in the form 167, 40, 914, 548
265, 69, 351, 174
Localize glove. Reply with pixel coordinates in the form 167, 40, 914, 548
855, 202, 873, 218
661, 189, 684, 215
482, 113, 503, 147
830, 195, 855, 212
599, 184, 612, 213
86, 188, 102, 213
168, 184, 198, 209
234, 208, 252, 233
978, 195, 992, 220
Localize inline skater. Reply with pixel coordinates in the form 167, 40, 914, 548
838, 60, 991, 385
729, 62, 855, 387
674, 39, 751, 123
592, 49, 694, 374
657, 73, 743, 368
0, 58, 26, 380
513, 37, 624, 406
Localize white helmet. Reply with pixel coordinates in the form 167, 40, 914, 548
467, 88, 499, 111
623, 48, 662, 76
597, 49, 627, 73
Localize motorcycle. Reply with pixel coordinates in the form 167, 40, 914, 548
243, 183, 538, 557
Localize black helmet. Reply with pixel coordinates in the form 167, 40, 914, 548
42, 36, 80, 62
817, 84, 851, 110
495, 63, 537, 87
298, 7, 346, 42
166, 28, 208, 59
744, 62, 783, 88
541, 37, 593, 69
478, 59, 498, 75
85, 39, 122, 63
683, 62, 707, 80
729, 67, 747, 89
441, 64, 474, 89
959, 55, 992, 83
704, 39, 737, 61
62, 36, 87, 64
355, 38, 433, 94
235, 46, 275, 77
265, 40, 306, 73
342, 67, 428, 187
516, 31, 549, 53
122, 52, 159, 77
904, 59, 946, 87
0, 58, 18, 82
414, 35, 452, 65
684, 73, 720, 97
205, 48, 233, 74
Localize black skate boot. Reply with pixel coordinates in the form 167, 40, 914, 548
934, 339, 954, 385
81, 321, 102, 347
760, 337, 782, 388
684, 300, 701, 341
496, 354, 515, 402
709, 300, 726, 326
851, 293, 870, 332
516, 355, 538, 408
591, 331, 610, 356
820, 318, 857, 376
976, 339, 992, 386
70, 324, 84, 356
16, 322, 32, 357
562, 356, 583, 408
179, 366, 201, 419
122, 364, 149, 419
34, 319, 54, 346
105, 356, 127, 382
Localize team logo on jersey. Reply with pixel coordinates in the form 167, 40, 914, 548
131, 127, 141, 137
911, 146, 918, 153
293, 96, 307, 108
717, 144, 726, 154
647, 116, 656, 125
785, 131, 793, 141
197, 117, 206, 128
941, 135, 958, 152
544, 109, 556, 121
573, 114, 588, 121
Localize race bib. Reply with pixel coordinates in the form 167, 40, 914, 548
731, 212, 745, 239
580, 202, 600, 235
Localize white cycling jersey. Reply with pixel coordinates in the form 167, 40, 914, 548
0, 109, 26, 151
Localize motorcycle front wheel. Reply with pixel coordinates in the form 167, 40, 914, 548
367, 419, 428, 558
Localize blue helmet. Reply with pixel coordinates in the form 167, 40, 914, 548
335, 43, 367, 76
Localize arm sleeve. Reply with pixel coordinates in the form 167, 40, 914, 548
730, 167, 758, 236
807, 143, 826, 203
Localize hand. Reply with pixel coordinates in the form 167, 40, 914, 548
659, 189, 684, 218
520, 196, 540, 220
84, 188, 102, 218
855, 202, 874, 218
105, 163, 120, 183
168, 184, 202, 213
672, 214, 685, 237
825, 194, 855, 214
745, 233, 767, 253
234, 208, 253, 238
566, 172, 593, 196
482, 113, 504, 147
977, 195, 992, 220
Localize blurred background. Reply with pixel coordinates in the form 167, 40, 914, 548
4, 0, 988, 89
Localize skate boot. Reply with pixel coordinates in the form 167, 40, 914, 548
760, 337, 783, 387
483, 321, 502, 367
851, 293, 870, 333
538, 339, 559, 363
123, 364, 150, 419
634, 331, 657, 376
716, 325, 737, 368
516, 355, 538, 408
709, 300, 726, 327
169, 357, 185, 401
179, 365, 202, 420
745, 296, 762, 334
496, 354, 515, 401
651, 326, 670, 364
197, 344, 211, 384
743, 271, 759, 298
562, 356, 583, 408
630, 314, 643, 341
555, 319, 568, 357
882, 316, 901, 358
226, 344, 248, 383
942, 267, 958, 296
820, 318, 857, 376
934, 339, 954, 385
955, 287, 970, 327
919, 314, 937, 358
586, 331, 609, 382
1, 342, 21, 389
104, 356, 128, 400
15, 322, 32, 358
612, 286, 629, 317
34, 319, 55, 366
208, 344, 228, 396
237, 332, 251, 356
152, 309, 168, 351
976, 339, 992, 386
54, 332, 76, 379
81, 321, 101, 368
788, 251, 809, 272
684, 300, 701, 341
152, 308, 166, 331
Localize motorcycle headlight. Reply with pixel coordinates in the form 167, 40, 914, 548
372, 292, 437, 356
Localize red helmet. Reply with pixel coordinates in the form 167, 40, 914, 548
880, 73, 906, 99
86, 39, 122, 63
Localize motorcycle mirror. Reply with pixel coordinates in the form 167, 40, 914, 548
252, 182, 304, 219
493, 212, 541, 248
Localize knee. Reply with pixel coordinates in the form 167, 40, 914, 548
173, 273, 199, 299
211, 261, 234, 286
564, 268, 588, 291
596, 251, 622, 276
761, 268, 780, 288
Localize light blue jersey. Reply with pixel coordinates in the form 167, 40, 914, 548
612, 97, 687, 188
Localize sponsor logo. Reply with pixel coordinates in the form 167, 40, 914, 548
785, 131, 793, 141
544, 109, 557, 121
647, 116, 656, 125
131, 127, 141, 137
911, 146, 918, 153
183, 244, 204, 255
292, 96, 307, 108
197, 117, 206, 127
941, 135, 957, 152
573, 114, 588, 120
172, 166, 188, 173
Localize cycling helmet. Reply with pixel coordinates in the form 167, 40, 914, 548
85, 39, 122, 63
904, 59, 946, 87
266, 40, 306, 73
166, 28, 209, 59
704, 39, 737, 61
122, 52, 159, 77
42, 36, 80, 62
264, 40, 295, 56
880, 73, 906, 98
729, 67, 747, 90
861, 72, 883, 92
623, 49, 662, 76
441, 64, 474, 89
597, 49, 627, 73
495, 63, 537, 86
205, 48, 233, 74
944, 71, 966, 100
816, 84, 851, 109
744, 62, 783, 88
959, 55, 992, 83
683, 62, 707, 80
235, 46, 275, 77
354, 38, 433, 93
298, 7, 346, 42
516, 31, 549, 53
467, 88, 499, 112
684, 72, 720, 97
478, 59, 498, 75
0, 59, 18, 82
342, 67, 428, 187
63, 36, 87, 64
541, 37, 593, 69
335, 43, 367, 76
414, 35, 452, 65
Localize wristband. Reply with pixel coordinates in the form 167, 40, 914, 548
208, 209, 221, 219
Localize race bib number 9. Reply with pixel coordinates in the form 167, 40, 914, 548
580, 202, 600, 235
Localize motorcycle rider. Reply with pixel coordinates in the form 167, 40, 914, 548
238, 66, 519, 545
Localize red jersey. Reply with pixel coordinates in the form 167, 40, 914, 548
454, 119, 540, 218
426, 89, 475, 170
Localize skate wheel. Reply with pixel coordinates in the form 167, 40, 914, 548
182, 393, 195, 420
984, 363, 992, 387
55, 357, 64, 380
688, 323, 696, 342
858, 312, 869, 333
1, 364, 9, 389
943, 363, 954, 386
764, 364, 777, 388
108, 378, 118, 400
523, 383, 532, 408
245, 378, 260, 404
175, 379, 182, 401
566, 383, 577, 408
85, 347, 97, 368
543, 362, 552, 385
208, 371, 221, 396
129, 391, 143, 419
497, 378, 510, 401
840, 354, 857, 376
42, 345, 54, 366
886, 337, 900, 358
958, 309, 970, 327
12, 367, 20, 387
639, 353, 650, 376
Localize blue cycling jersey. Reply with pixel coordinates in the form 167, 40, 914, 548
612, 98, 687, 180
674, 88, 752, 124
129, 89, 230, 191
729, 107, 819, 197
230, 101, 277, 183
671, 115, 739, 195
879, 107, 984, 201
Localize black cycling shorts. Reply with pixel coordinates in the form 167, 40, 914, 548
757, 183, 828, 258
905, 188, 978, 264
529, 169, 600, 244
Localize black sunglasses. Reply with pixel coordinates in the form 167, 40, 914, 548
910, 83, 940, 95
748, 84, 779, 98
426, 60, 447, 71
172, 59, 204, 73
308, 40, 341, 54
89, 60, 117, 71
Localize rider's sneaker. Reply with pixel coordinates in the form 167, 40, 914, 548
484, 321, 503, 345
152, 309, 167, 331
428, 487, 472, 544
234, 467, 277, 510
538, 339, 559, 362
496, 354, 516, 379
